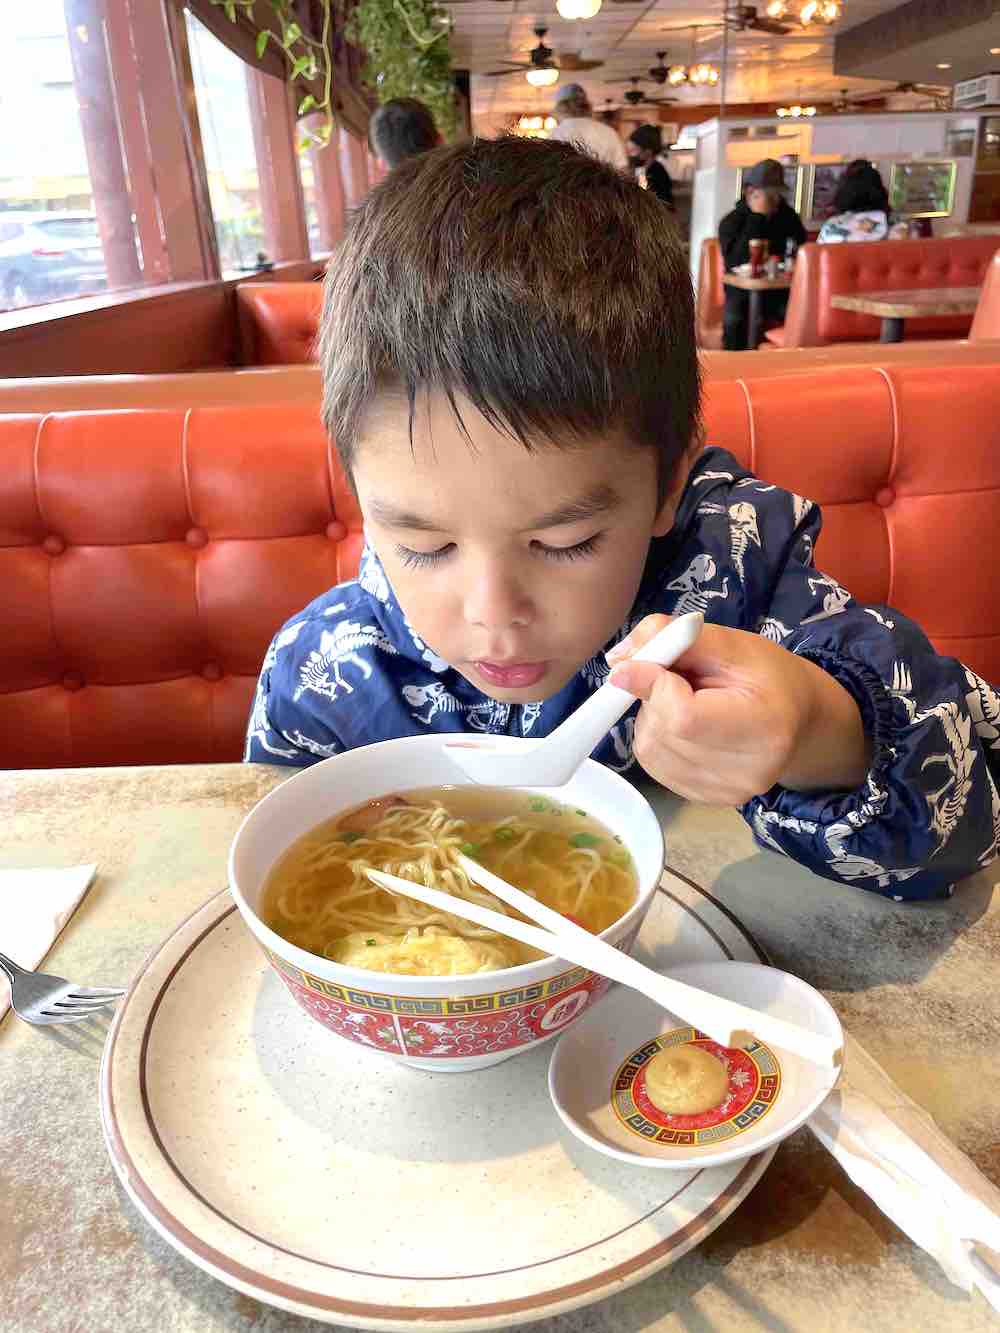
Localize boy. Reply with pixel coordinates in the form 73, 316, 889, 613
247, 136, 1000, 903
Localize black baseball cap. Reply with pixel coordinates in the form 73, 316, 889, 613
744, 158, 785, 189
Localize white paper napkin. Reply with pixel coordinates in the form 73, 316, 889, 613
0, 865, 98, 1021
809, 1033, 1000, 1311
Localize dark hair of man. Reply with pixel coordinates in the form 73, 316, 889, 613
320, 135, 700, 502
833, 164, 889, 215
369, 98, 438, 170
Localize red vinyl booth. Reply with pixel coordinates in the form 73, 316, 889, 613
3, 365, 999, 768
767, 234, 1000, 347
236, 282, 323, 365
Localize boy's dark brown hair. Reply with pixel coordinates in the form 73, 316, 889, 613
320, 135, 700, 498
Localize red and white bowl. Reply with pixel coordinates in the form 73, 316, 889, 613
229, 734, 664, 1072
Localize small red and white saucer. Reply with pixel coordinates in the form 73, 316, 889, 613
549, 960, 842, 1170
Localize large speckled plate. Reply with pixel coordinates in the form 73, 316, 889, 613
100, 872, 775, 1331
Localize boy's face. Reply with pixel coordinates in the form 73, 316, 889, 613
352, 391, 690, 704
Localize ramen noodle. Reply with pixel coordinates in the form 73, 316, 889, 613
260, 787, 638, 977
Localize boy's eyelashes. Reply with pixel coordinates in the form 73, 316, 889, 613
392, 533, 605, 570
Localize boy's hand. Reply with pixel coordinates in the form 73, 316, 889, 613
607, 616, 872, 805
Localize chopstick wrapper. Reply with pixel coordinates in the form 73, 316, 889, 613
809, 1032, 1000, 1310
0, 865, 98, 1021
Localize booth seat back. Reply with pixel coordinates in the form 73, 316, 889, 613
236, 282, 323, 365
1, 405, 362, 769
2, 363, 999, 769
697, 238, 725, 349
0, 367, 322, 413
777, 234, 1000, 347
970, 251, 1000, 341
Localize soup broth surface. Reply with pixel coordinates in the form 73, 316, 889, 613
260, 786, 638, 977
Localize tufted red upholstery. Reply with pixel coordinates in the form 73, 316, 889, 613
1, 405, 362, 769
705, 364, 1000, 682
970, 251, 1000, 341
2, 364, 999, 770
236, 283, 323, 365
767, 235, 1000, 347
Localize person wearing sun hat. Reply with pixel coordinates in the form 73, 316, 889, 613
549, 83, 628, 170
627, 124, 675, 208
717, 157, 807, 349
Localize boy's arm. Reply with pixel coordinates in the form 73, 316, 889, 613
613, 487, 1000, 901
244, 624, 342, 767
742, 503, 1000, 900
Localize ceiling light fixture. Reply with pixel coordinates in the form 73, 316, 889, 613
675, 26, 719, 88
765, 0, 789, 16
556, 0, 602, 20
799, 0, 842, 24
526, 66, 559, 87
936, 62, 952, 69
991, 47, 1000, 55
776, 103, 817, 116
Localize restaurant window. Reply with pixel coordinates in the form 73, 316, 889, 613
184, 9, 267, 276
0, 0, 141, 313
297, 151, 324, 259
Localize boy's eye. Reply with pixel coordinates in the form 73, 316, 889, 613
394, 543, 455, 569
534, 534, 604, 563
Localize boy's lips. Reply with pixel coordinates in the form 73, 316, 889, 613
472, 660, 549, 689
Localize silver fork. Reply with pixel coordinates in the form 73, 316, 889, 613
0, 951, 125, 1026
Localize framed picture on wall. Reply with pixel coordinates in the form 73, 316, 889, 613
888, 160, 957, 218
807, 163, 850, 222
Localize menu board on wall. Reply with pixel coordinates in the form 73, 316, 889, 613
888, 160, 957, 217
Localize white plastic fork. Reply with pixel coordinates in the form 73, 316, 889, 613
0, 951, 125, 1026
364, 865, 842, 1070
444, 611, 704, 787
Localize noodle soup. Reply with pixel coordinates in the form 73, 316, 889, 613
261, 787, 638, 977
229, 732, 663, 1070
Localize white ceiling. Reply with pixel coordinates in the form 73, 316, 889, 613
445, 0, 916, 131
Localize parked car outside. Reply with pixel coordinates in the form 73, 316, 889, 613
0, 211, 107, 311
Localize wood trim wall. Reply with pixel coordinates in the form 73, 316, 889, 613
0, 262, 326, 378
248, 69, 311, 263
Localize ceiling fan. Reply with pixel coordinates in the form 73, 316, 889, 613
724, 4, 794, 35
604, 76, 677, 106
485, 26, 603, 78
647, 52, 671, 85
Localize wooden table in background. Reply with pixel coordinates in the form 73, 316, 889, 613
3, 763, 1000, 1332
831, 286, 982, 343
722, 270, 794, 350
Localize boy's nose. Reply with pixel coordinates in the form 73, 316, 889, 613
463, 567, 532, 631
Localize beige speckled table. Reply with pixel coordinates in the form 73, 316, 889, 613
3, 763, 1000, 1333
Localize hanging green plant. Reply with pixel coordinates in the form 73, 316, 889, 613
211, 0, 336, 148
348, 0, 457, 139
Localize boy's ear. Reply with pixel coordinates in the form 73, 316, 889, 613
651, 432, 702, 538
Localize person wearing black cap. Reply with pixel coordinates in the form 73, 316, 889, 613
718, 158, 807, 350
627, 124, 674, 208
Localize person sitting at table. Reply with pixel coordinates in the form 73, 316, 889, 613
246, 135, 1000, 902
627, 124, 675, 208
818, 160, 908, 244
718, 158, 807, 350
549, 83, 628, 171
369, 98, 440, 172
